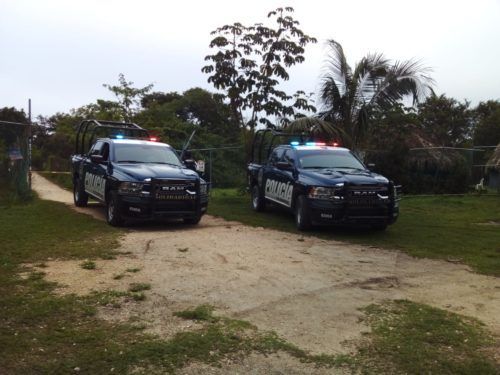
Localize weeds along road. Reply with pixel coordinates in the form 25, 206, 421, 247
32, 172, 500, 356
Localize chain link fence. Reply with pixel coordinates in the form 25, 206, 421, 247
364, 146, 496, 194
0, 121, 31, 199
187, 146, 245, 190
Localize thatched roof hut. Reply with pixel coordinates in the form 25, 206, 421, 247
485, 143, 500, 189
486, 143, 500, 171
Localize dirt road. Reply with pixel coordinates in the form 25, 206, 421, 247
31, 173, 500, 360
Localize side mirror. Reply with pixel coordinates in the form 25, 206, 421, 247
276, 161, 294, 171
90, 154, 104, 164
183, 159, 197, 171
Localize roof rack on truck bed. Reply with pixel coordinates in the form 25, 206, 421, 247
251, 128, 318, 165
75, 119, 150, 155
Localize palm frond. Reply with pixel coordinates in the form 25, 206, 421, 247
372, 59, 434, 108
321, 39, 351, 95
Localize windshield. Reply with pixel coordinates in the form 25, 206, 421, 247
114, 143, 182, 166
297, 149, 366, 170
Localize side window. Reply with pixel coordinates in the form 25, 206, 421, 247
282, 149, 295, 165
100, 142, 110, 161
268, 148, 285, 166
89, 141, 103, 156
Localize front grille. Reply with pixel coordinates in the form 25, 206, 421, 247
347, 185, 389, 207
152, 179, 197, 201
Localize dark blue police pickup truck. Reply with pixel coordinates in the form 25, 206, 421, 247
247, 130, 400, 230
71, 120, 208, 226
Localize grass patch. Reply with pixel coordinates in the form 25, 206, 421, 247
171, 305, 353, 370
174, 305, 217, 322
357, 300, 499, 374
128, 283, 151, 292
80, 260, 96, 270
208, 189, 500, 276
125, 267, 141, 273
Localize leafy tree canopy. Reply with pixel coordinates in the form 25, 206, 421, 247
417, 94, 473, 147
202, 7, 317, 129
103, 73, 153, 121
473, 100, 500, 147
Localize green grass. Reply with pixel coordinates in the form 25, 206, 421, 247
208, 189, 500, 276
2, 183, 497, 372
80, 260, 96, 270
128, 283, 151, 292
358, 300, 499, 374
126, 267, 141, 273
174, 305, 217, 322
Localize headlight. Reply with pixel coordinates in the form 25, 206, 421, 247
119, 182, 144, 195
200, 182, 208, 195
308, 186, 342, 200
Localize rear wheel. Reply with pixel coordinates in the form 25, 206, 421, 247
73, 178, 88, 207
251, 184, 265, 212
295, 195, 311, 231
184, 213, 202, 225
106, 191, 123, 227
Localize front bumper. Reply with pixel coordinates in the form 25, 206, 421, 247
307, 197, 399, 226
118, 193, 208, 220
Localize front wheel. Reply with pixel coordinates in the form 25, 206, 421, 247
251, 184, 265, 212
184, 214, 202, 225
295, 195, 311, 231
106, 192, 123, 227
73, 178, 88, 207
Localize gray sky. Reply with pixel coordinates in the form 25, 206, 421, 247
1, 0, 499, 118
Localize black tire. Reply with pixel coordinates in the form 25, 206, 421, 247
106, 191, 123, 227
251, 184, 265, 212
295, 195, 311, 231
73, 178, 88, 207
372, 224, 387, 231
184, 214, 202, 225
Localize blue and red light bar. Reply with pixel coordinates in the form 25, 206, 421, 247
291, 141, 339, 147
113, 134, 159, 142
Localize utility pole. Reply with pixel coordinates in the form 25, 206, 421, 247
28, 99, 32, 190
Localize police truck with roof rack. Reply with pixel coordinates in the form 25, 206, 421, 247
71, 120, 208, 226
247, 129, 400, 230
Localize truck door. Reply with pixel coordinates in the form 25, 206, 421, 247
262, 147, 294, 208
84, 141, 107, 201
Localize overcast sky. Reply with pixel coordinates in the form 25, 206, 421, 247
1, 0, 499, 118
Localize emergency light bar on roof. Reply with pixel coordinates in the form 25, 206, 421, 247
290, 141, 339, 147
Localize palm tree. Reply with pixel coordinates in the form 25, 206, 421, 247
287, 39, 434, 149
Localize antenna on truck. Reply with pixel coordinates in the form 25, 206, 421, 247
180, 130, 196, 160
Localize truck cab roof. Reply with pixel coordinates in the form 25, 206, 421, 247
282, 144, 350, 152
96, 137, 173, 148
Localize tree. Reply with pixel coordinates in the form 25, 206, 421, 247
202, 7, 317, 130
103, 73, 153, 121
140, 92, 182, 109
0, 107, 29, 123
473, 100, 500, 147
311, 40, 434, 148
417, 94, 472, 147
